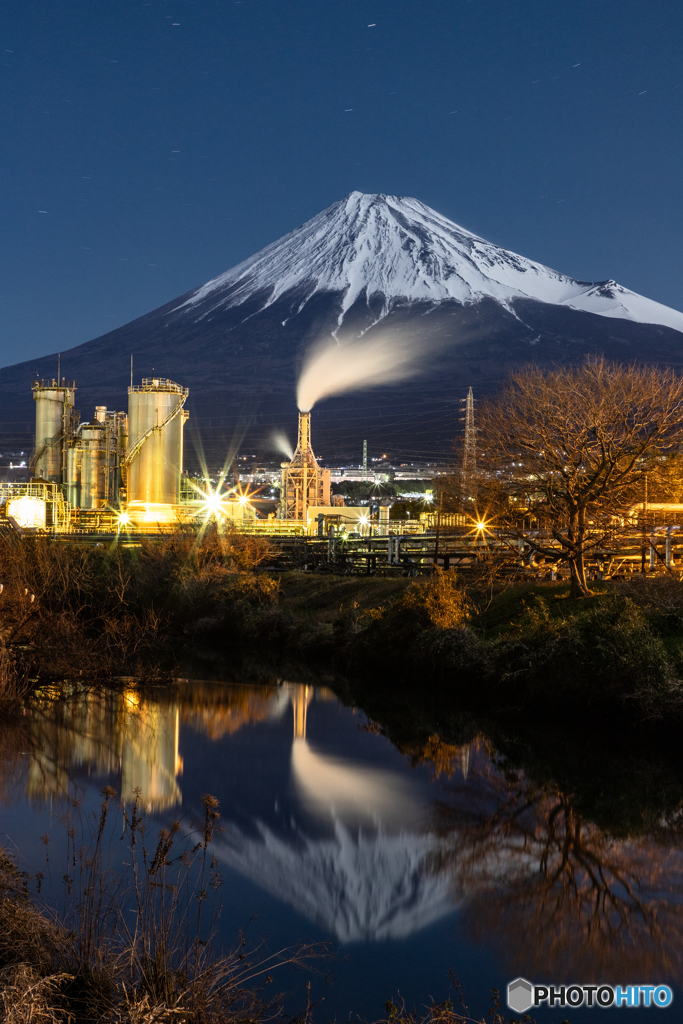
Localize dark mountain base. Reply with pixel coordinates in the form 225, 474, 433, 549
2, 288, 682, 463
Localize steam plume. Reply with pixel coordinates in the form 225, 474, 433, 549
296, 331, 424, 412
271, 430, 294, 460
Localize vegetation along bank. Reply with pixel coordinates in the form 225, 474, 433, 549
1, 522, 683, 731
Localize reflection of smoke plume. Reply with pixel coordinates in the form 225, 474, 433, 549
296, 332, 424, 412
271, 430, 294, 460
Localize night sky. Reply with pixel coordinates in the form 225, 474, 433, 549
2, 0, 682, 368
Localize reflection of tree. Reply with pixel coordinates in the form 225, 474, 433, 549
177, 682, 279, 740
401, 734, 481, 781
430, 759, 683, 981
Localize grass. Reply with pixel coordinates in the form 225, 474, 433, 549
0, 785, 539, 1023
2, 521, 683, 729
0, 787, 326, 1023
277, 572, 411, 622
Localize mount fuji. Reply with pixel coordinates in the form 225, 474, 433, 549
3, 191, 683, 459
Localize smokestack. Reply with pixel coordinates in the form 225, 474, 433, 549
279, 410, 328, 521
295, 410, 313, 457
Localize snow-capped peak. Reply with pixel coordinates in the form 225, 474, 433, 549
177, 192, 683, 333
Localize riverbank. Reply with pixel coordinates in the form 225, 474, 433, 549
2, 528, 683, 729
3, 535, 683, 1020
224, 569, 683, 728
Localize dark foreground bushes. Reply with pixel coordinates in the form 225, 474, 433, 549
0, 527, 279, 699
488, 595, 682, 710
297, 571, 683, 721
2, 525, 683, 721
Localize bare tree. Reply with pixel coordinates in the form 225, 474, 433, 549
478, 357, 683, 596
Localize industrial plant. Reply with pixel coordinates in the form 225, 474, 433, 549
4, 370, 682, 581
0, 376, 396, 538
16, 375, 195, 531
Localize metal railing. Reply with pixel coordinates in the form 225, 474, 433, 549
128, 378, 188, 395
33, 379, 76, 390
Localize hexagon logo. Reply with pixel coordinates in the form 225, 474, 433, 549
507, 978, 534, 1014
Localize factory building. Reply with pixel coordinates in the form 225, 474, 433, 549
125, 377, 189, 524
1, 374, 190, 532
67, 407, 128, 509
31, 378, 129, 510
7, 376, 384, 537
126, 378, 188, 505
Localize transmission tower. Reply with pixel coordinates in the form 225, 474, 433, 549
362, 439, 367, 479
460, 387, 476, 498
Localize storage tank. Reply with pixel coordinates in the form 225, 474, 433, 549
66, 445, 82, 507
126, 378, 189, 504
32, 379, 76, 481
80, 421, 107, 508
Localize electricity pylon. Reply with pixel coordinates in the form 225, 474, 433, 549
460, 387, 476, 500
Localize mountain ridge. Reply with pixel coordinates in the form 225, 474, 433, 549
172, 191, 683, 333
2, 192, 683, 459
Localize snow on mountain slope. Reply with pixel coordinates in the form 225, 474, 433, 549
176, 191, 683, 333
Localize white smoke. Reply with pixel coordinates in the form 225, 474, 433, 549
296, 332, 424, 412
271, 430, 294, 460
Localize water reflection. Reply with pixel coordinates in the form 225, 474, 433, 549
212, 683, 453, 941
430, 755, 683, 982
17, 681, 296, 810
4, 680, 683, 978
25, 685, 183, 810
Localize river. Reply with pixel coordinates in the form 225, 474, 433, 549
0, 677, 682, 1021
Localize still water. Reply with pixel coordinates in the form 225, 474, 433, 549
1, 679, 683, 1021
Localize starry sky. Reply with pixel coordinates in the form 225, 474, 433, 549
1, 0, 682, 367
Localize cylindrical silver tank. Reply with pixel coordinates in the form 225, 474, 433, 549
32, 379, 76, 481
66, 445, 82, 507
127, 378, 189, 504
80, 422, 107, 508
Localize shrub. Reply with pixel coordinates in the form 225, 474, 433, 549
396, 569, 470, 630
414, 625, 487, 677
492, 596, 681, 711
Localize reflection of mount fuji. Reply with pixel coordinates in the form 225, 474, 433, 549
213, 685, 456, 942
16, 681, 467, 942
216, 818, 452, 942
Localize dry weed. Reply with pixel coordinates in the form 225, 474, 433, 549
0, 963, 73, 1024
398, 568, 470, 629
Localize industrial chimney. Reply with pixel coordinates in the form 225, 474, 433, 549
279, 411, 330, 520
